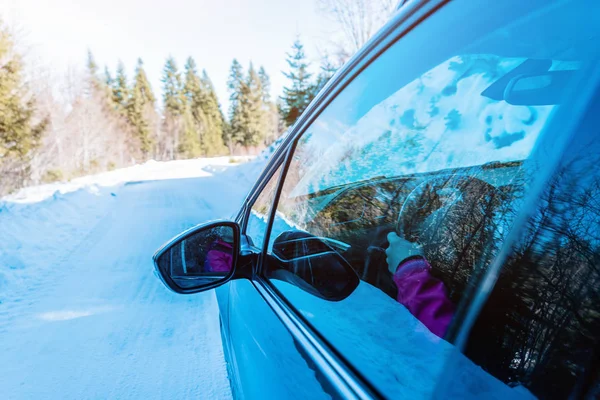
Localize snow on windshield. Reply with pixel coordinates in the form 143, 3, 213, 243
292, 55, 555, 197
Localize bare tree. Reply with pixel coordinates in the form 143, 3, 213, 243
24, 64, 136, 184
318, 0, 396, 61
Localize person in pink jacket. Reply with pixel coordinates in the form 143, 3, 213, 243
385, 232, 455, 338
205, 229, 234, 273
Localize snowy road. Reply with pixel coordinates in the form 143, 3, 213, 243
0, 164, 253, 399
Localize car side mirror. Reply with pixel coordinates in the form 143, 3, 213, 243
153, 220, 240, 294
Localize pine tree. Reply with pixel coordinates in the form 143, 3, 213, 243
75, 52, 127, 173
132, 58, 155, 105
257, 66, 279, 145
82, 61, 119, 120
179, 106, 202, 158
100, 66, 117, 105
86, 50, 98, 78
103, 66, 112, 87
181, 59, 226, 157
312, 56, 338, 97
0, 21, 47, 193
258, 66, 271, 103
162, 57, 186, 116
112, 61, 129, 114
200, 70, 226, 155
85, 50, 112, 100
226, 59, 245, 150
84, 52, 115, 114
227, 59, 243, 119
180, 57, 203, 158
127, 58, 157, 157
85, 51, 99, 97
183, 57, 201, 103
161, 57, 186, 159
280, 38, 313, 127
238, 63, 266, 147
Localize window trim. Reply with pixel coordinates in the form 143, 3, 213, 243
239, 155, 286, 249
237, 150, 286, 232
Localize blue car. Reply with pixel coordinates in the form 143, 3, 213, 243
153, 0, 600, 398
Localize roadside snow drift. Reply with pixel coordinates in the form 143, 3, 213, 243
0, 156, 266, 400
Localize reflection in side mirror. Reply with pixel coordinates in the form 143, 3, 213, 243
153, 221, 240, 294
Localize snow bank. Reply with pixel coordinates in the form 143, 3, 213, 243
0, 158, 241, 399
0, 186, 116, 304
0, 156, 257, 306
5, 156, 251, 204
0, 132, 281, 307
214, 132, 290, 204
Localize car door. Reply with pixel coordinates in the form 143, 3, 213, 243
225, 0, 600, 399
224, 160, 335, 400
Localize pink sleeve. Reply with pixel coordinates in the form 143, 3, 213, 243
206, 250, 232, 272
392, 258, 455, 338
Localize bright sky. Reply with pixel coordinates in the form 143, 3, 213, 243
1, 0, 335, 112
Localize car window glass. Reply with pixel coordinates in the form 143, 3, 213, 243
262, 0, 600, 398
245, 165, 282, 249
443, 96, 600, 399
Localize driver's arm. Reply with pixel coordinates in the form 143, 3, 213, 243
386, 232, 455, 338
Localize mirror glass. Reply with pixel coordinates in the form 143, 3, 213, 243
156, 224, 236, 290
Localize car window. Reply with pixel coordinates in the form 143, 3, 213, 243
245, 164, 282, 249
262, 0, 600, 398
449, 96, 600, 399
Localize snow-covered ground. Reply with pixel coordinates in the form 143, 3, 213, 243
0, 156, 265, 400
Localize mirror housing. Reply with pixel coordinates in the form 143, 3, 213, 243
153, 220, 241, 294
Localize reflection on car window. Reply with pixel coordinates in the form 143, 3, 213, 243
291, 55, 552, 198
263, 0, 600, 398
245, 165, 282, 249
455, 101, 600, 399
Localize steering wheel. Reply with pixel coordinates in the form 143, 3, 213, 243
362, 174, 497, 292
396, 175, 464, 240
396, 175, 488, 241
361, 175, 466, 283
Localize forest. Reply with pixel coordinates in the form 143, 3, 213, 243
0, 0, 396, 196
